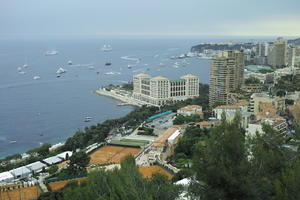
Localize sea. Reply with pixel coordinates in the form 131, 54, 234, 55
0, 38, 213, 158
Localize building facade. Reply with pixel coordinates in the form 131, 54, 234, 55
268, 39, 288, 67
133, 74, 199, 106
209, 50, 245, 106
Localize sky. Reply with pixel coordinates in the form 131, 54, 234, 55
0, 0, 300, 39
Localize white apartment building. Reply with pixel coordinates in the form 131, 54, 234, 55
212, 101, 251, 129
133, 73, 199, 106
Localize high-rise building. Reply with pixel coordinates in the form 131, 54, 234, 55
209, 50, 245, 107
255, 42, 269, 65
256, 42, 269, 57
133, 73, 199, 106
287, 46, 296, 67
268, 39, 288, 67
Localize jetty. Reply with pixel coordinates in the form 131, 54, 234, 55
94, 88, 158, 107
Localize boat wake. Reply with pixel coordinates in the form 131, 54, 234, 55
121, 56, 141, 63
71, 63, 94, 67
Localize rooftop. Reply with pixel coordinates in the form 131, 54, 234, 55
214, 105, 241, 110
25, 161, 47, 172
0, 172, 14, 182
9, 166, 31, 176
179, 105, 202, 111
236, 101, 249, 106
251, 93, 269, 98
180, 74, 198, 79
153, 126, 181, 149
151, 76, 168, 81
43, 156, 63, 165
135, 73, 150, 77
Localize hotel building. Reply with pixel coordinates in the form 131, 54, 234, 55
133, 73, 199, 106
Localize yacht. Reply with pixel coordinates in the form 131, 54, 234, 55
33, 76, 41, 80
68, 60, 72, 65
56, 67, 67, 74
89, 66, 95, 70
84, 116, 93, 122
101, 44, 112, 51
45, 50, 59, 56
23, 64, 28, 68
17, 67, 22, 72
104, 72, 114, 75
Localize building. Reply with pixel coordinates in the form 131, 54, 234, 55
256, 42, 269, 57
43, 156, 63, 165
25, 161, 47, 174
268, 39, 288, 67
254, 102, 288, 134
249, 93, 285, 114
0, 172, 14, 185
9, 166, 32, 179
242, 84, 265, 94
213, 101, 250, 129
198, 120, 220, 129
287, 46, 296, 67
255, 42, 269, 65
177, 105, 203, 118
209, 50, 245, 106
246, 122, 264, 137
287, 103, 300, 123
133, 74, 199, 106
152, 126, 182, 160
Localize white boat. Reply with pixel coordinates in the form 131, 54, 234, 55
56, 67, 67, 74
9, 140, 17, 144
84, 116, 93, 122
19, 71, 26, 74
104, 72, 115, 75
68, 60, 72, 65
33, 76, 41, 80
17, 67, 22, 72
23, 64, 28, 68
102, 44, 112, 51
45, 50, 59, 56
174, 62, 180, 66
89, 66, 95, 70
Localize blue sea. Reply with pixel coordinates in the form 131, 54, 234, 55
0, 38, 211, 158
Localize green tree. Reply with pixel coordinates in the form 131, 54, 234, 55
192, 117, 255, 200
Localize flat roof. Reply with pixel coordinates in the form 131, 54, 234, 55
9, 166, 31, 176
0, 172, 14, 181
43, 156, 63, 165
26, 161, 47, 171
168, 130, 181, 142
153, 126, 181, 148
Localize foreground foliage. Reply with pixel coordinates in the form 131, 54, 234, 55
188, 116, 300, 200
39, 156, 181, 200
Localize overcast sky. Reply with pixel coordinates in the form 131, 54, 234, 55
1, 0, 299, 39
